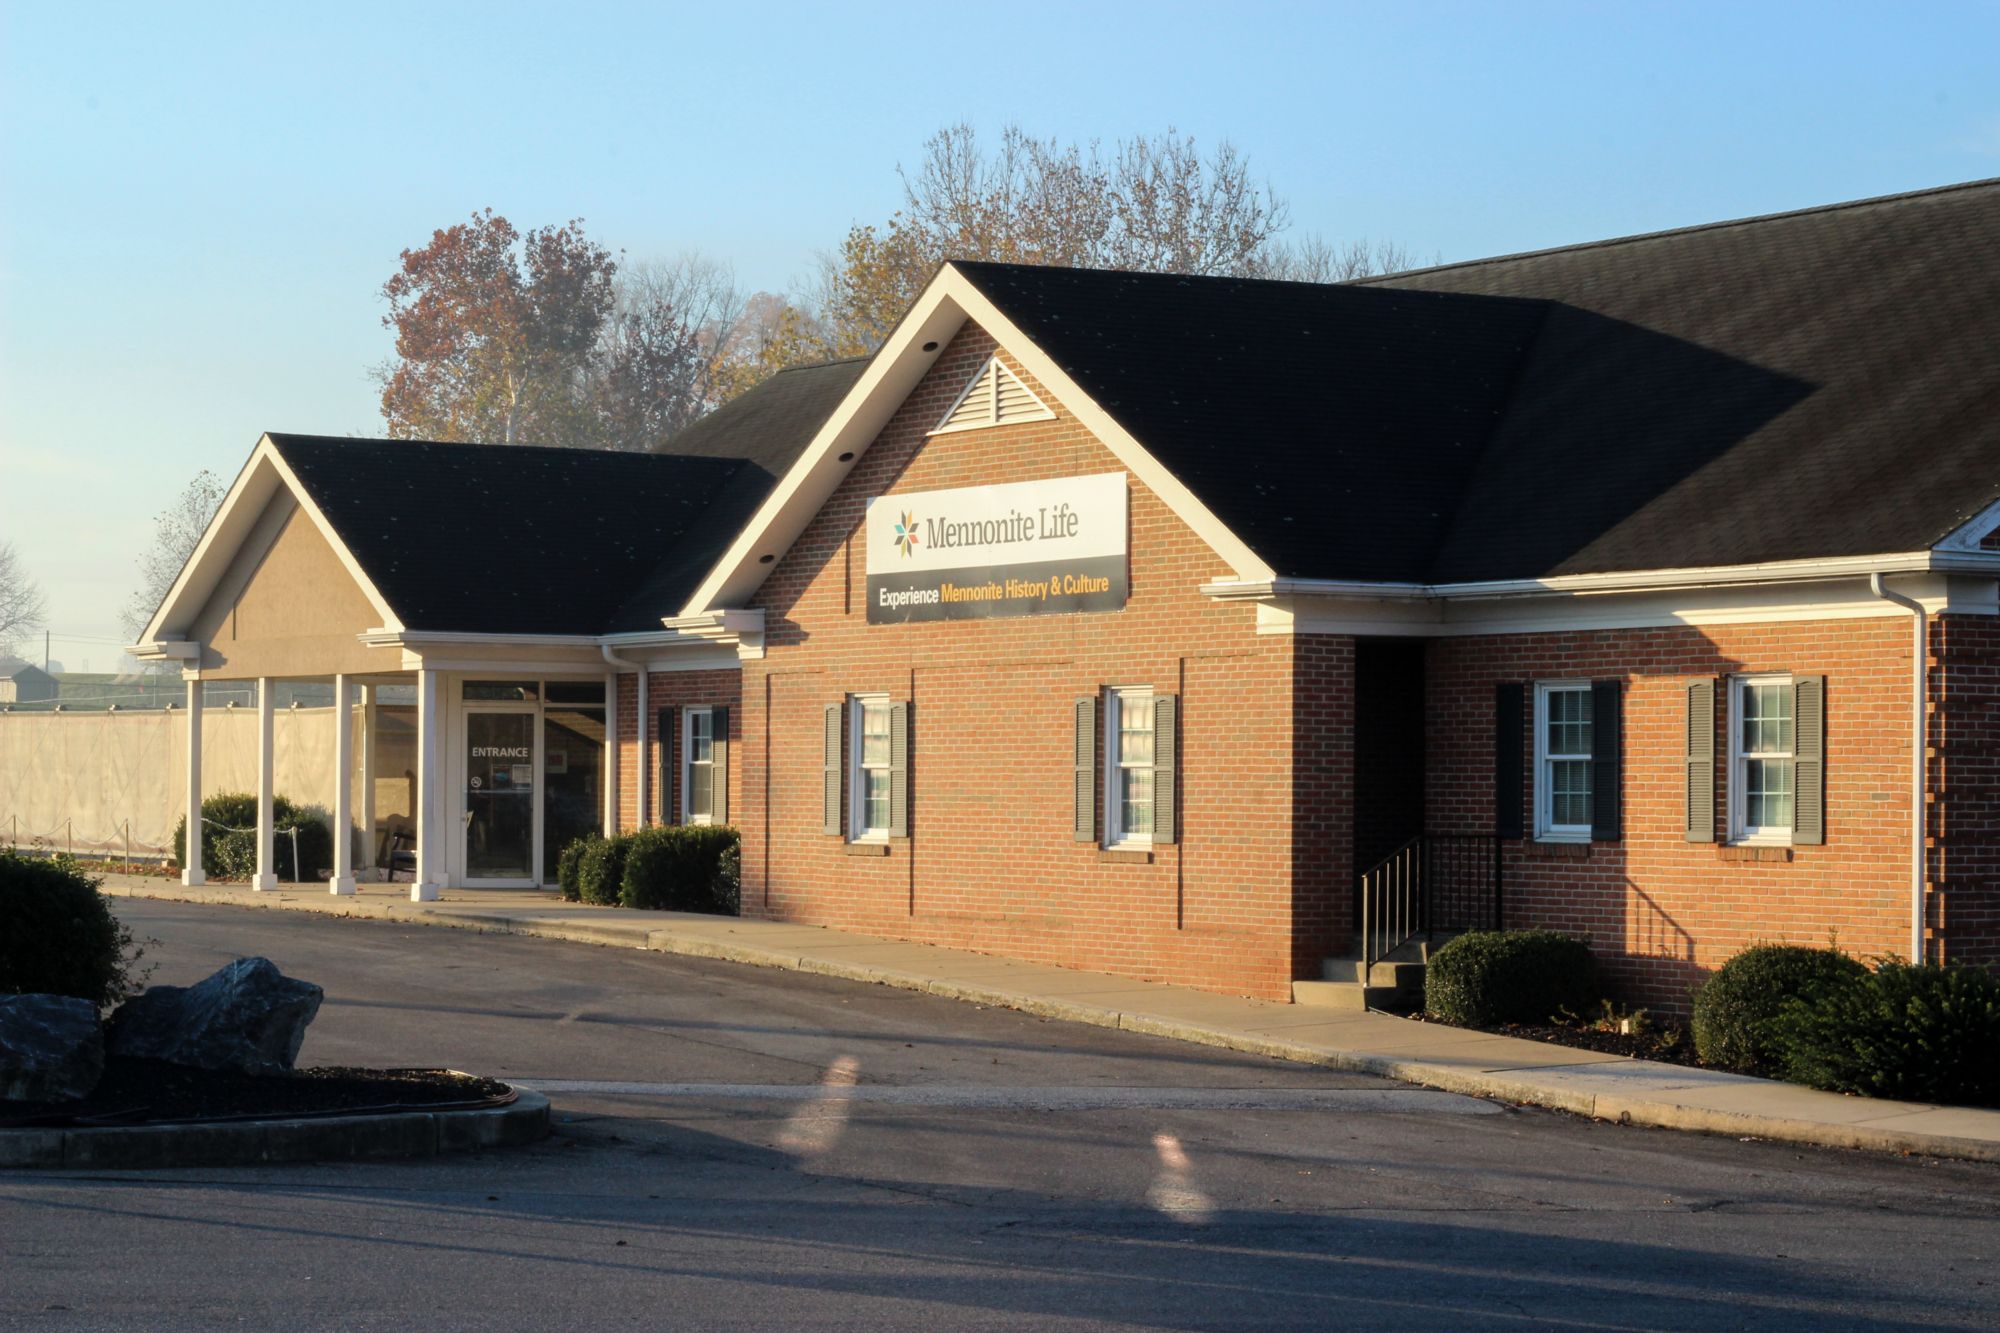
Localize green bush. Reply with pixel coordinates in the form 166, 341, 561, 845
621, 825, 741, 914
172, 793, 332, 881
576, 834, 633, 906
1424, 930, 1597, 1027
556, 835, 596, 902
1691, 944, 1867, 1070
1771, 962, 2000, 1106
0, 852, 147, 1009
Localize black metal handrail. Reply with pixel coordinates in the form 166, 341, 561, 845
1357, 833, 1503, 969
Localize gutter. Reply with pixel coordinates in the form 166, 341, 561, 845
1869, 574, 1930, 964
601, 644, 648, 829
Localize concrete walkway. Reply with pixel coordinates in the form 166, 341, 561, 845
97, 873, 2000, 1163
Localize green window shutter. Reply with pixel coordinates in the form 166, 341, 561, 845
1792, 676, 1825, 846
1073, 697, 1097, 842
1152, 694, 1178, 845
821, 703, 843, 836
658, 708, 676, 825
1685, 680, 1717, 842
1495, 682, 1524, 838
711, 706, 730, 825
888, 701, 909, 838
1590, 680, 1623, 842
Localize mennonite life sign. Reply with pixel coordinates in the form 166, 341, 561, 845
866, 473, 1128, 624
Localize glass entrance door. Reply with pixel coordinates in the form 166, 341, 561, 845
542, 708, 605, 881
465, 711, 536, 881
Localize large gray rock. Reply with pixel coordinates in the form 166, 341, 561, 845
106, 957, 322, 1076
0, 994, 105, 1101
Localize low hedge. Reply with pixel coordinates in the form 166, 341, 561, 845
172, 793, 332, 881
1424, 929, 1597, 1027
621, 825, 740, 914
1691, 944, 1867, 1070
576, 835, 632, 906
1771, 961, 2000, 1107
556, 835, 596, 902
0, 852, 146, 1009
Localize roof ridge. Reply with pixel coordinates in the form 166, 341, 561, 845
1356, 174, 2000, 285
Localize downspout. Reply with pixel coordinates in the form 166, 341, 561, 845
1868, 573, 1928, 963
601, 644, 648, 829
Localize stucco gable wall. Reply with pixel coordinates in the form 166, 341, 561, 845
188, 489, 387, 679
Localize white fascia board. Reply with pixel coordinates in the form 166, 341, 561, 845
676, 265, 1277, 617
141, 436, 404, 644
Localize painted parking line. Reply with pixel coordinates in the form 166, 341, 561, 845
513, 1081, 1503, 1113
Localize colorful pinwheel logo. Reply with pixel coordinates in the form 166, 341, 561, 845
893, 511, 920, 558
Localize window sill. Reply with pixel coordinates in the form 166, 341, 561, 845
1098, 848, 1153, 865
843, 841, 891, 857
1719, 844, 1794, 862
1527, 841, 1591, 859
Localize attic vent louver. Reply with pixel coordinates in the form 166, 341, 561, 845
931, 356, 1055, 434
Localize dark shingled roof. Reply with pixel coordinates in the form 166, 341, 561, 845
267, 357, 864, 636
954, 176, 2000, 583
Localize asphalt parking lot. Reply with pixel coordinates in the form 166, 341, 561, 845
3, 898, 1997, 1331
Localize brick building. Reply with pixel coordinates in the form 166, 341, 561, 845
133, 178, 2000, 1011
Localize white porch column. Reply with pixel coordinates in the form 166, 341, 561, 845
360, 684, 378, 882
604, 672, 619, 835
181, 674, 205, 886
252, 676, 278, 891
413, 667, 443, 902
331, 674, 356, 895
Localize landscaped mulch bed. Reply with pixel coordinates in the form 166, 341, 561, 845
1404, 1013, 1774, 1075
1, 1058, 512, 1128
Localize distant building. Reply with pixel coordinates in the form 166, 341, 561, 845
0, 657, 58, 704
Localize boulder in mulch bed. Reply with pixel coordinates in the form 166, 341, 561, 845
0, 994, 105, 1101
106, 957, 323, 1077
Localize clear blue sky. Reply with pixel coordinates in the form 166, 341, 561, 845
5, 1, 1998, 661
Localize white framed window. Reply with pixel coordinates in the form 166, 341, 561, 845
1104, 687, 1154, 847
1730, 675, 1795, 843
849, 694, 892, 840
682, 707, 715, 825
1535, 682, 1594, 841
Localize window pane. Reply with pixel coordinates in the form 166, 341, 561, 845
463, 681, 538, 701
864, 769, 891, 832
690, 711, 712, 764
1120, 768, 1153, 837
1119, 698, 1154, 765
1550, 758, 1593, 827
1546, 689, 1592, 758
1745, 758, 1794, 829
1743, 684, 1793, 754
862, 703, 891, 767
689, 764, 713, 819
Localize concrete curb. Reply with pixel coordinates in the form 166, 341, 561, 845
0, 1088, 550, 1170
101, 881, 2000, 1164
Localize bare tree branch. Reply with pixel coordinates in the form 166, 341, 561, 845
0, 541, 49, 656
118, 471, 226, 642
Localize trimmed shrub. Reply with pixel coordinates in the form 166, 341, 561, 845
1771, 962, 2000, 1107
1691, 944, 1867, 1070
556, 835, 596, 902
0, 852, 146, 1009
621, 825, 741, 914
576, 834, 633, 906
172, 793, 332, 881
1425, 930, 1597, 1027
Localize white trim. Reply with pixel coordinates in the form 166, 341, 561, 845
675, 264, 1276, 618
681, 706, 717, 826
848, 693, 892, 842
1103, 686, 1156, 850
1533, 681, 1594, 843
1934, 497, 2000, 552
1727, 674, 1798, 846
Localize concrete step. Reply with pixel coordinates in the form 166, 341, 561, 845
1321, 957, 1427, 990
1290, 980, 1405, 1010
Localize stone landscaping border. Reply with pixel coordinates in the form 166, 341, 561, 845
0, 1086, 548, 1170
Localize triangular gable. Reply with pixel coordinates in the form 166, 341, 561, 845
136, 435, 403, 651
673, 264, 1275, 617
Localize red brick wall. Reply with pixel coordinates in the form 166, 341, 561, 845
1935, 614, 2000, 970
1422, 617, 1991, 1013
613, 669, 741, 831
736, 323, 1314, 1000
